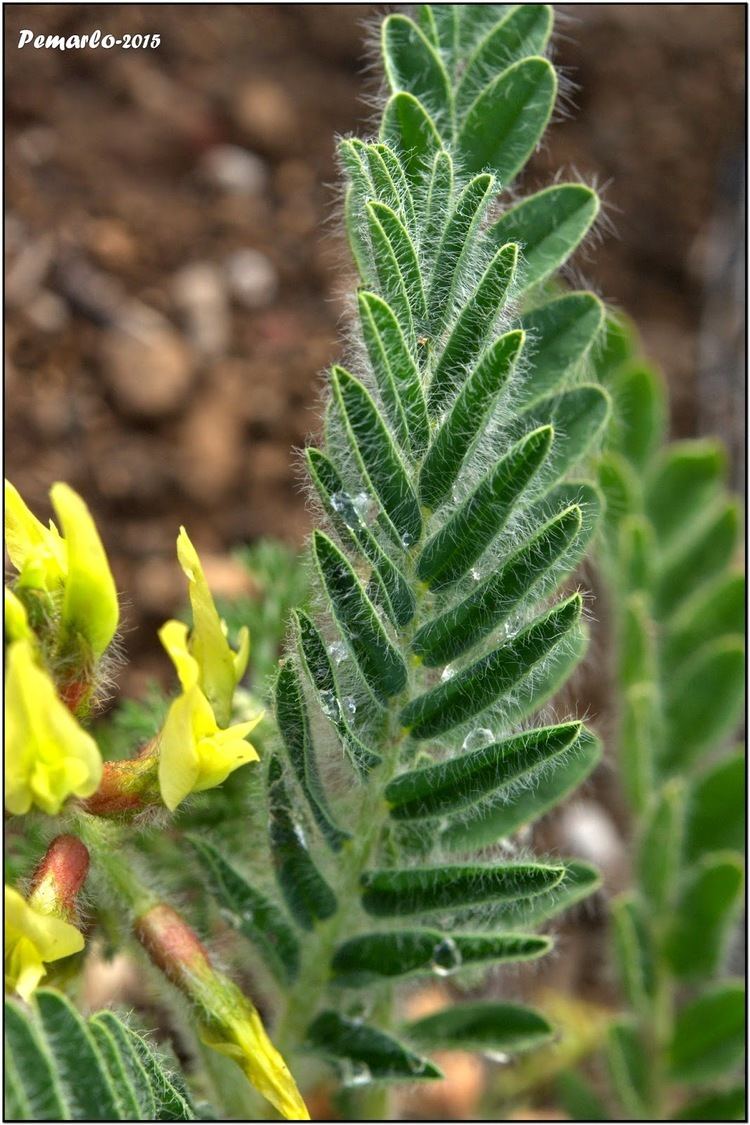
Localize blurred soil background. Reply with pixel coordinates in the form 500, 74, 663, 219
4, 6, 746, 1116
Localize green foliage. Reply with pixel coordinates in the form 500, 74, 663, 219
587, 316, 745, 1119
180, 3, 610, 1105
5, 990, 195, 1121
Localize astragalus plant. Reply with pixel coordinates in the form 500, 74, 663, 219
558, 322, 745, 1122
5, 5, 614, 1120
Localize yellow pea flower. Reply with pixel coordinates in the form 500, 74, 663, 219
4, 480, 119, 658
157, 683, 261, 812
167, 527, 250, 726
5, 639, 103, 815
5, 587, 33, 643
201, 1001, 310, 1121
5, 885, 84, 1001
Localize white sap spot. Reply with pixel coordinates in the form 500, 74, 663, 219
483, 1050, 510, 1065
327, 641, 348, 665
344, 696, 357, 717
430, 937, 463, 977
341, 1060, 371, 1088
462, 727, 494, 752
441, 664, 456, 682
330, 491, 349, 513
470, 566, 481, 581
293, 824, 307, 848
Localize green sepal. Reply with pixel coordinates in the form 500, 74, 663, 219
490, 185, 599, 293
664, 852, 744, 980
385, 721, 583, 820
313, 531, 407, 703
404, 1001, 552, 1053
187, 835, 300, 985
331, 366, 422, 546
360, 861, 565, 917
401, 593, 583, 740
518, 291, 605, 406
306, 1011, 441, 1082
416, 424, 553, 590
330, 930, 550, 987
412, 503, 583, 666
275, 659, 351, 851
267, 755, 338, 931
418, 329, 523, 512
457, 56, 557, 182
669, 982, 745, 1084
428, 242, 519, 414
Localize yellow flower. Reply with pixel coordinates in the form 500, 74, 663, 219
4, 885, 84, 1001
5, 640, 103, 815
4, 480, 119, 658
5, 587, 33, 643
157, 684, 261, 812
200, 996, 310, 1121
165, 527, 249, 726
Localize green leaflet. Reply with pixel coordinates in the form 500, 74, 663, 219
457, 56, 557, 182
663, 570, 744, 668
557, 1071, 610, 1122
330, 930, 550, 987
607, 361, 667, 471
611, 896, 655, 1013
305, 447, 415, 630
340, 142, 376, 284
294, 609, 382, 774
401, 593, 582, 740
517, 383, 611, 491
471, 859, 601, 929
187, 835, 300, 985
423, 150, 454, 257
267, 755, 337, 931
331, 366, 422, 546
360, 861, 565, 917
416, 425, 553, 590
617, 515, 656, 594
669, 982, 745, 1084
661, 636, 745, 773
358, 291, 429, 457
380, 92, 441, 186
276, 659, 350, 851
428, 241, 519, 414
365, 201, 424, 342
489, 185, 599, 293
607, 1021, 651, 1119
412, 504, 583, 666
365, 143, 416, 232
683, 751, 745, 861
313, 531, 407, 703
382, 14, 452, 132
456, 5, 554, 113
519, 291, 605, 405
619, 592, 656, 688
5, 994, 195, 1123
645, 438, 726, 548
636, 780, 684, 915
385, 721, 583, 820
654, 499, 740, 619
675, 1088, 746, 1122
441, 728, 601, 850
664, 853, 744, 980
428, 172, 496, 331
506, 619, 589, 725
306, 1011, 441, 1082
405, 1001, 552, 1053
419, 330, 523, 512
619, 682, 659, 816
